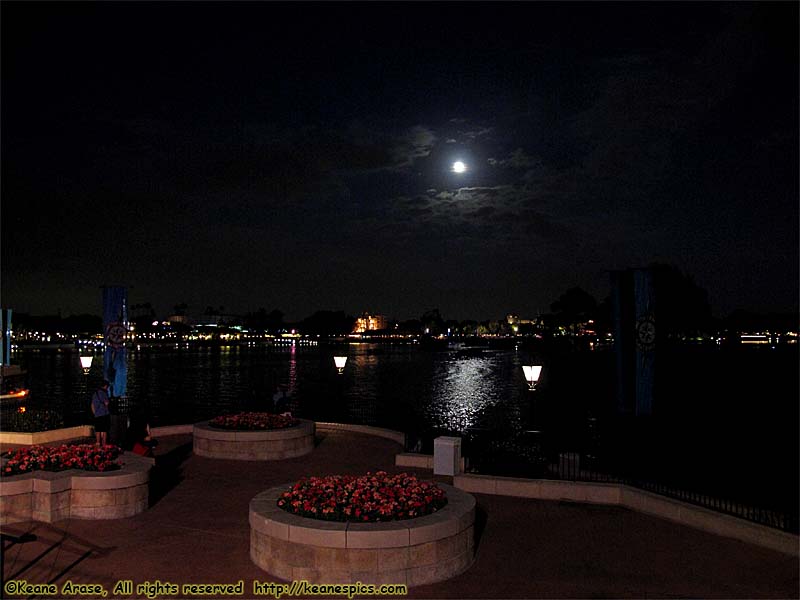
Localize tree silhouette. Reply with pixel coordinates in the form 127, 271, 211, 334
420, 309, 444, 335
649, 263, 712, 338
550, 287, 598, 332
299, 311, 355, 336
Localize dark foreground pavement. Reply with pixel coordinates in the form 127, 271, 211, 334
2, 431, 797, 599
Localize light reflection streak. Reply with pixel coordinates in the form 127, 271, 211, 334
348, 352, 378, 423
428, 356, 500, 433
288, 343, 297, 396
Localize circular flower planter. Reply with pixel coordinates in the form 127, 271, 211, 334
193, 419, 315, 460
249, 483, 475, 586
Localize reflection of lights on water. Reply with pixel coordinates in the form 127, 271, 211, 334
347, 353, 379, 421
288, 343, 297, 395
429, 358, 498, 432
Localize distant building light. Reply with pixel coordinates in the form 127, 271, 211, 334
741, 334, 770, 344
353, 313, 388, 334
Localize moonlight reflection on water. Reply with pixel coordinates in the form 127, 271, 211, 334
429, 355, 508, 433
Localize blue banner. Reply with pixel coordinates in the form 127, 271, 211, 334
633, 269, 656, 416
611, 271, 632, 415
102, 286, 128, 398
1, 309, 10, 367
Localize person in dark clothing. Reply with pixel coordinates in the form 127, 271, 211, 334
272, 384, 289, 414
126, 411, 157, 457
91, 380, 111, 445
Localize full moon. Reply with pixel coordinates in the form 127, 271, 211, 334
452, 161, 466, 173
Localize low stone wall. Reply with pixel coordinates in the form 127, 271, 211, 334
250, 483, 475, 586
0, 425, 94, 446
150, 424, 193, 437
0, 453, 152, 524
395, 452, 466, 472
193, 419, 315, 460
395, 452, 434, 469
454, 473, 799, 557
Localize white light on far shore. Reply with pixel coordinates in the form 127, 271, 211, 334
452, 161, 466, 173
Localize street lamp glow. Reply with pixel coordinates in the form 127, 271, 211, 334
80, 355, 94, 374
333, 356, 347, 374
452, 161, 466, 173
522, 365, 542, 391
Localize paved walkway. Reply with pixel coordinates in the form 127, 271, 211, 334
2, 430, 797, 599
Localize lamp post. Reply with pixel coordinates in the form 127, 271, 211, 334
522, 365, 542, 391
80, 355, 94, 375
521, 364, 545, 459
77, 353, 95, 424
333, 356, 347, 374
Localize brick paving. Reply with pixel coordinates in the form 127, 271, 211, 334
2, 430, 797, 599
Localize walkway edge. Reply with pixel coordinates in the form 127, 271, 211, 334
453, 473, 799, 557
316, 422, 405, 446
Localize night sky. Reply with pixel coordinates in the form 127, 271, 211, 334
2, 2, 797, 322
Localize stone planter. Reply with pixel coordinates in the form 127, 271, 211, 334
193, 419, 315, 460
250, 483, 475, 586
0, 453, 152, 524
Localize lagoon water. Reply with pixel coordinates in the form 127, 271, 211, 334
13, 342, 551, 435
10, 341, 796, 449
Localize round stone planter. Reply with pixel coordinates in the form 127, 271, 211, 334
249, 483, 475, 586
193, 419, 315, 460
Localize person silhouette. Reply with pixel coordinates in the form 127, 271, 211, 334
126, 411, 158, 456
90, 380, 111, 445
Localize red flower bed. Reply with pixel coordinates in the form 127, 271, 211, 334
277, 471, 447, 522
1, 444, 123, 476
208, 412, 298, 430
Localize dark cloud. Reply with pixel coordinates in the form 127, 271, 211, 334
491, 149, 541, 170
389, 126, 437, 169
